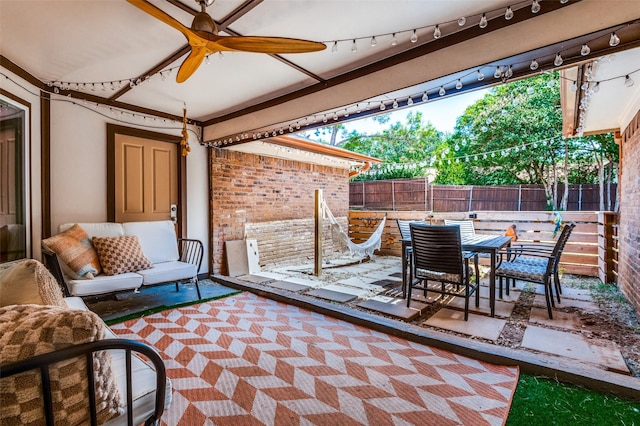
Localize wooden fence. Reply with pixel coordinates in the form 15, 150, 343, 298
348, 210, 619, 281
350, 180, 618, 212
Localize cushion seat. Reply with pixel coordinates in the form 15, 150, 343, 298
137, 260, 197, 285
496, 259, 548, 282
66, 272, 143, 297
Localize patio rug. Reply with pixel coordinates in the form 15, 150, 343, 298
110, 292, 519, 425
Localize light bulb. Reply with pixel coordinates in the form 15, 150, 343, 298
322, 114, 328, 123
370, 36, 377, 47
592, 82, 600, 93
561, 0, 569, 3
554, 53, 563, 66
494, 66, 503, 79
625, 75, 634, 87
609, 32, 620, 46
479, 14, 488, 28
505, 6, 514, 20
407, 97, 413, 106
505, 65, 513, 78
331, 41, 338, 53
570, 81, 577, 92
530, 59, 539, 70
410, 29, 418, 43
422, 92, 428, 102
160, 72, 166, 81
581, 82, 589, 91
527, 86, 535, 94
351, 39, 357, 53
477, 70, 484, 81
532, 0, 541, 13
205, 55, 210, 65
547, 79, 555, 88
218, 52, 224, 59
433, 25, 441, 39
458, 17, 466, 26
581, 44, 591, 56
391, 33, 398, 46
455, 79, 463, 90
439, 86, 446, 96
392, 99, 399, 108
380, 102, 386, 110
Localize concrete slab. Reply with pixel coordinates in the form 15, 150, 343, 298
368, 279, 401, 288
478, 284, 521, 303
559, 287, 594, 301
447, 297, 516, 318
357, 299, 422, 321
529, 307, 583, 330
521, 326, 630, 374
424, 309, 507, 341
389, 272, 403, 278
281, 276, 324, 288
264, 280, 309, 292
337, 276, 381, 291
306, 288, 357, 303
533, 294, 599, 311
238, 274, 273, 284
317, 284, 369, 297
364, 270, 402, 280
250, 271, 289, 280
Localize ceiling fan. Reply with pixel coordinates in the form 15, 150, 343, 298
127, 0, 327, 83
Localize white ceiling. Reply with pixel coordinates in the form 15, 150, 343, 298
2, 0, 640, 145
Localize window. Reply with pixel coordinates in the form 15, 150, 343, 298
0, 96, 29, 262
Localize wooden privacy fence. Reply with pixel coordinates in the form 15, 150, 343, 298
350, 180, 618, 212
348, 210, 619, 281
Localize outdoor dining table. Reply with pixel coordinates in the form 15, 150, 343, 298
401, 233, 513, 317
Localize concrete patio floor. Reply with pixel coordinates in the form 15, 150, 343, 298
84, 255, 640, 401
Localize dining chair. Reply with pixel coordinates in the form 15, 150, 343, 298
397, 219, 426, 298
407, 224, 479, 320
503, 223, 576, 302
496, 223, 575, 319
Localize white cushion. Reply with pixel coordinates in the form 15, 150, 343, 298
59, 222, 125, 238
103, 349, 173, 426
66, 273, 143, 297
123, 221, 179, 264
137, 261, 197, 285
62, 298, 172, 425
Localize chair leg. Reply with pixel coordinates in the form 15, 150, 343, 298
195, 278, 202, 300
554, 270, 562, 302
544, 279, 554, 319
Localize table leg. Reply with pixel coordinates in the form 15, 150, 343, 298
489, 248, 496, 317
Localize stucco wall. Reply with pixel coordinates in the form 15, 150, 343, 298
1, 64, 210, 273
618, 109, 640, 313
210, 148, 350, 275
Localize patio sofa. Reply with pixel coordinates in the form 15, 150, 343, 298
42, 220, 203, 299
0, 259, 170, 425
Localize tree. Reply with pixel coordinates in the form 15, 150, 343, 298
340, 111, 444, 180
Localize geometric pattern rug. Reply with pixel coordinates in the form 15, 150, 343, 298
110, 292, 519, 425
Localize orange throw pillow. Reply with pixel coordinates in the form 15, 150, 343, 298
42, 224, 101, 279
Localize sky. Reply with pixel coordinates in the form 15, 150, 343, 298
341, 88, 489, 135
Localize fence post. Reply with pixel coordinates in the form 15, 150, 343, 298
579, 184, 583, 211
518, 185, 522, 211
468, 186, 473, 212
424, 178, 428, 211
392, 180, 396, 211
362, 181, 365, 209
598, 211, 616, 283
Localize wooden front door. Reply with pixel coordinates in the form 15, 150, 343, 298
111, 132, 178, 224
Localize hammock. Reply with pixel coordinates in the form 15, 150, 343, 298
322, 201, 387, 259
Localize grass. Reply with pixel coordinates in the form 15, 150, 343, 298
507, 373, 640, 425
104, 291, 241, 326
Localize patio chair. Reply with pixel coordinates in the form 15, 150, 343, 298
397, 219, 426, 297
503, 223, 576, 302
496, 223, 575, 319
407, 224, 479, 320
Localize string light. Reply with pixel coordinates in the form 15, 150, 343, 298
479, 14, 488, 29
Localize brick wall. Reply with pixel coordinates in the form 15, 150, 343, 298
210, 148, 350, 275
618, 109, 640, 314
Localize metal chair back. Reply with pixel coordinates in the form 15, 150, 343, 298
410, 224, 464, 277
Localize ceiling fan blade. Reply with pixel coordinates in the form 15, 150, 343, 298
127, 0, 192, 37
213, 36, 326, 54
176, 47, 208, 83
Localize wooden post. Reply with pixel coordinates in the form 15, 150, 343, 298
314, 189, 323, 276
598, 211, 616, 283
